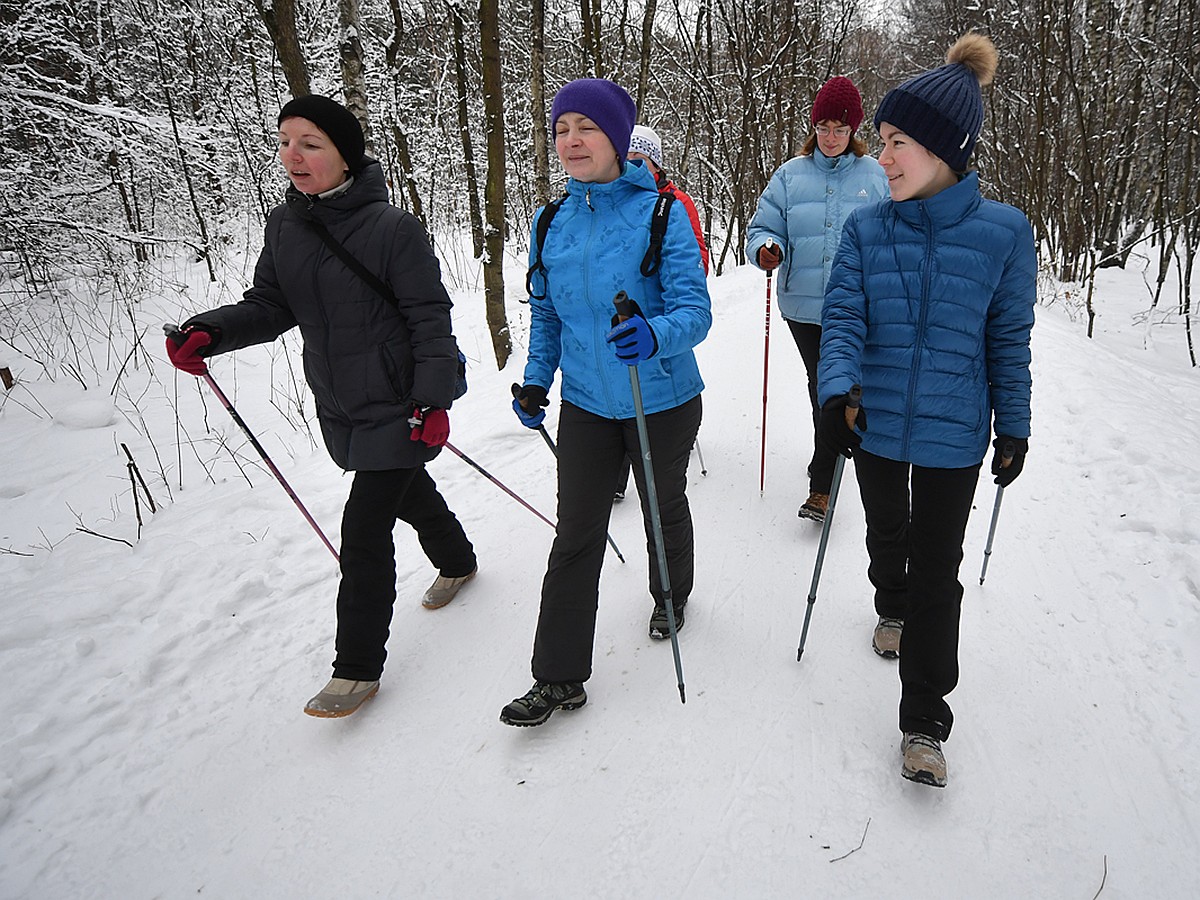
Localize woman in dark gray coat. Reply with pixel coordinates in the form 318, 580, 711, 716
166, 96, 476, 718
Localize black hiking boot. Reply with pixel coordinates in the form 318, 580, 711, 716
648, 601, 687, 640
500, 681, 587, 727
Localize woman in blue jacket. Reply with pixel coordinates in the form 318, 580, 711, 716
747, 76, 887, 522
502, 79, 712, 727
818, 34, 1036, 788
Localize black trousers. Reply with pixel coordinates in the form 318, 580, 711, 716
531, 396, 702, 684
854, 450, 980, 741
786, 320, 837, 494
333, 466, 476, 681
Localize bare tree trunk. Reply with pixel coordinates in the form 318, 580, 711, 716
636, 0, 658, 110
338, 0, 372, 153
530, 0, 551, 207
252, 0, 310, 97
390, 125, 426, 226
581, 0, 604, 77
450, 1, 485, 257
479, 0, 512, 368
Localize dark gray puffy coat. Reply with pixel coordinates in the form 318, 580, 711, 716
186, 160, 459, 471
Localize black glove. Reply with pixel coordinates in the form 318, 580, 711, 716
817, 393, 867, 458
991, 436, 1028, 487
511, 383, 549, 428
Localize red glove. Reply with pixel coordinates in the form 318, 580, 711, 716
165, 326, 214, 376
409, 406, 450, 448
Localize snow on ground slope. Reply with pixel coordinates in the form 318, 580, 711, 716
1, 253, 1197, 899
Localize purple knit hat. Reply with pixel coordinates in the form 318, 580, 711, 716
550, 79, 637, 162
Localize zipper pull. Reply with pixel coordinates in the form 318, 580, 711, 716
586, 188, 594, 210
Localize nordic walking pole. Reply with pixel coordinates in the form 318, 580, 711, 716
614, 291, 685, 703
693, 438, 708, 476
979, 440, 1016, 585
511, 385, 627, 563
759, 250, 775, 494
797, 385, 861, 662
164, 325, 340, 563
443, 442, 557, 530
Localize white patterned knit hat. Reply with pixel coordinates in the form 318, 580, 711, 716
628, 125, 664, 169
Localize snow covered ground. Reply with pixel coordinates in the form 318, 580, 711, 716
1, 243, 1197, 898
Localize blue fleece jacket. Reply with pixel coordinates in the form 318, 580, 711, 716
525, 162, 711, 418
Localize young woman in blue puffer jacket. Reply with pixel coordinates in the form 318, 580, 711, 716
817, 34, 1037, 788
502, 79, 712, 727
747, 76, 888, 523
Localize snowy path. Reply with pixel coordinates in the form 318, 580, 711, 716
1, 262, 1197, 898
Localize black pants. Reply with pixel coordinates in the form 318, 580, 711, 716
531, 396, 702, 684
333, 466, 476, 681
786, 320, 836, 494
854, 450, 980, 741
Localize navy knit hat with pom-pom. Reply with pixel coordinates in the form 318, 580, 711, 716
874, 33, 999, 172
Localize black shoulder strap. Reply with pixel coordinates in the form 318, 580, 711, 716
307, 217, 397, 307
524, 192, 569, 301
640, 191, 676, 277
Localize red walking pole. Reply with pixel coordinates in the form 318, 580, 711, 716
759, 260, 774, 494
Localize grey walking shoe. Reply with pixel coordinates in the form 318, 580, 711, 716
422, 566, 478, 609
303, 678, 380, 718
500, 681, 587, 727
901, 732, 947, 787
872, 616, 903, 659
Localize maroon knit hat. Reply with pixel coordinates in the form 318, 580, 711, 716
811, 76, 865, 131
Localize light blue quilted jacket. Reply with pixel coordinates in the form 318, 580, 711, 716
746, 150, 888, 324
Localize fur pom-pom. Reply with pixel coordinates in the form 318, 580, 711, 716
946, 32, 998, 87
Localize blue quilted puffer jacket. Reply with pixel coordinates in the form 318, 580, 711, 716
818, 172, 1037, 468
746, 150, 888, 324
525, 162, 711, 418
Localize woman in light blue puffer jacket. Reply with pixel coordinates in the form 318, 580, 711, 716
747, 76, 887, 522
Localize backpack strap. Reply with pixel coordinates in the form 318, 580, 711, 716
524, 192, 569, 301
639, 191, 676, 277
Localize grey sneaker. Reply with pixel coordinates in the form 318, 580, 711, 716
901, 732, 947, 787
303, 678, 380, 718
422, 566, 478, 609
500, 682, 587, 727
872, 616, 903, 658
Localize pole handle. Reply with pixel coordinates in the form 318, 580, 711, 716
613, 290, 634, 322
844, 384, 862, 430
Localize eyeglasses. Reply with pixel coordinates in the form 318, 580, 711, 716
815, 125, 852, 138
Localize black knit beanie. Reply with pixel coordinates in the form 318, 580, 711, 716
277, 95, 366, 174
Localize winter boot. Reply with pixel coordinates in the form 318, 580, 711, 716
872, 617, 903, 659
901, 732, 947, 787
798, 491, 830, 523
500, 681, 587, 727
304, 678, 380, 718
649, 601, 687, 640
422, 566, 478, 609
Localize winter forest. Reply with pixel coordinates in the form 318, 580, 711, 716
3, 0, 1200, 896
4, 0, 1200, 380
